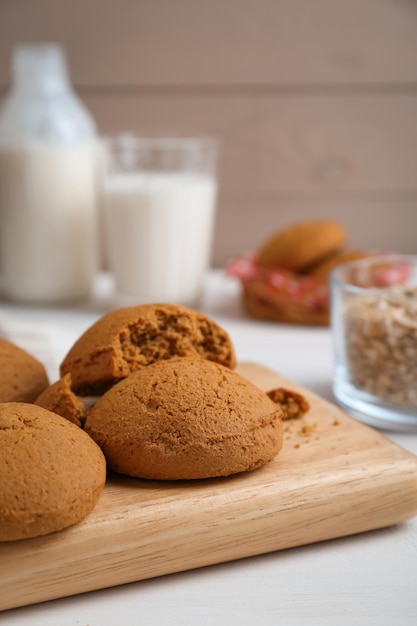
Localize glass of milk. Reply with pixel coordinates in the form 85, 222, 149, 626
101, 134, 218, 307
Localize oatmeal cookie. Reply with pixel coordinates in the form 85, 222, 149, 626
85, 358, 283, 480
60, 303, 236, 394
0, 338, 49, 402
308, 250, 368, 283
0, 403, 106, 542
256, 219, 347, 272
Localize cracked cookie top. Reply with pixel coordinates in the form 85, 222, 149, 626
85, 357, 283, 480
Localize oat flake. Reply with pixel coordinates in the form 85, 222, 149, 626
344, 286, 417, 407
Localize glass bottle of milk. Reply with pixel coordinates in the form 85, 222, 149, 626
0, 44, 98, 303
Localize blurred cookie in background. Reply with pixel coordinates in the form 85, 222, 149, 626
227, 219, 368, 325
256, 219, 347, 272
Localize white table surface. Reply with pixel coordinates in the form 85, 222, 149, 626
1, 271, 417, 626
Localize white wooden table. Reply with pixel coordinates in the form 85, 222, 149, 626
1, 271, 416, 626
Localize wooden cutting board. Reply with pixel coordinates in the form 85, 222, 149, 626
2, 362, 417, 612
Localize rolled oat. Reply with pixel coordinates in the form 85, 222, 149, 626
344, 286, 417, 407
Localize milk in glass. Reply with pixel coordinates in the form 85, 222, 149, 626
103, 172, 217, 305
102, 136, 218, 306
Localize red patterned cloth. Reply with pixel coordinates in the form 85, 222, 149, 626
226, 254, 329, 312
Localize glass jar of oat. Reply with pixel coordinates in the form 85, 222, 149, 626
331, 255, 417, 431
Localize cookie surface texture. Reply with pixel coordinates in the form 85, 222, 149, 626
0, 403, 106, 541
0, 338, 49, 403
60, 303, 236, 394
256, 220, 347, 272
85, 358, 283, 480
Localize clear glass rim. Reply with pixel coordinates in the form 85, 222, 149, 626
330, 253, 417, 295
101, 132, 219, 152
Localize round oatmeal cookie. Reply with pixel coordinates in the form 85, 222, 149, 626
84, 358, 283, 480
60, 303, 236, 395
0, 338, 49, 403
256, 219, 347, 272
0, 403, 106, 542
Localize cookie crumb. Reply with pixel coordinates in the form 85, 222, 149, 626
299, 423, 317, 438
266, 387, 310, 420
35, 373, 86, 427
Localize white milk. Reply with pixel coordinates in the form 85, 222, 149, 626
0, 142, 98, 303
102, 172, 217, 305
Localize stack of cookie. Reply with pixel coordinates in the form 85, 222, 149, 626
228, 219, 366, 325
1, 303, 309, 542
45, 304, 283, 480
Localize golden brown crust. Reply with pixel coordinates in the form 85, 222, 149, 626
85, 358, 283, 480
60, 303, 236, 395
307, 250, 369, 283
256, 219, 347, 272
266, 387, 310, 420
35, 373, 86, 427
0, 338, 49, 402
0, 403, 106, 542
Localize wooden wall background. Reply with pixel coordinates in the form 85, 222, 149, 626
0, 0, 416, 267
